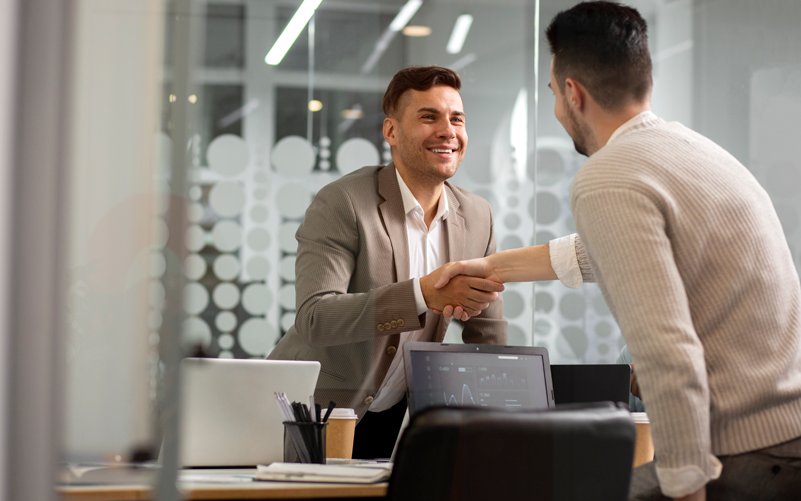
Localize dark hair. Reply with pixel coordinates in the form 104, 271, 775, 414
546, 1, 652, 111
382, 66, 461, 117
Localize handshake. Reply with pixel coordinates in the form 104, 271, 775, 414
418, 257, 504, 322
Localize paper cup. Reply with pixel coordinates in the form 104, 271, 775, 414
631, 412, 654, 467
325, 408, 358, 459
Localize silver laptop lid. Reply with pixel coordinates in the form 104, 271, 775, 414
179, 358, 320, 467
403, 342, 555, 416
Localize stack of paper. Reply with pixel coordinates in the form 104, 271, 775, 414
255, 463, 391, 484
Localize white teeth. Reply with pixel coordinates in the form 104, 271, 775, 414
431, 148, 453, 153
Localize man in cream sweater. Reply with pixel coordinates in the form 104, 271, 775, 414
435, 2, 801, 500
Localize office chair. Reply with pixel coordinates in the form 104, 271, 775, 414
387, 402, 635, 501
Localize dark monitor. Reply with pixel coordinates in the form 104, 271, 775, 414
403, 342, 555, 416
550, 364, 631, 406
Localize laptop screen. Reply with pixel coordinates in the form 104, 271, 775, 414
403, 342, 554, 416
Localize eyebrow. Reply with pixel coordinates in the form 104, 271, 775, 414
416, 107, 465, 117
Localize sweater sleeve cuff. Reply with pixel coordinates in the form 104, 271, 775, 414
412, 277, 428, 315
549, 234, 583, 289
655, 455, 722, 498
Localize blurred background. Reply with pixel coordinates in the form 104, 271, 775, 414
2, 0, 800, 498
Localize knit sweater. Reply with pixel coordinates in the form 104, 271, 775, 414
570, 114, 801, 496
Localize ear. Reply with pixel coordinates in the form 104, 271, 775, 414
383, 117, 398, 147
564, 77, 587, 112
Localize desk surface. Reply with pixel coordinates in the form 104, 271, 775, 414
58, 468, 388, 501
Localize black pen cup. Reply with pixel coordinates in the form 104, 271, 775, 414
283, 421, 328, 464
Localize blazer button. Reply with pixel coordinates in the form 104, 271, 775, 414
377, 324, 384, 332
386, 346, 397, 356
397, 319, 405, 327
364, 396, 374, 404
383, 322, 392, 331
390, 320, 398, 329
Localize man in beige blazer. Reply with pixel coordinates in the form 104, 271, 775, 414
269, 66, 507, 459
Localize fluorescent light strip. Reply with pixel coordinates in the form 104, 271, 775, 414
361, 0, 422, 74
265, 0, 324, 65
446, 14, 473, 54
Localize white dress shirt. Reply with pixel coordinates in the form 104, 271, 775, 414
368, 169, 450, 412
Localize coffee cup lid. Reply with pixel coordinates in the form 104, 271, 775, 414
329, 408, 358, 419
631, 412, 649, 424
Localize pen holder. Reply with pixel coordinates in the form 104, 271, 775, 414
283, 421, 328, 464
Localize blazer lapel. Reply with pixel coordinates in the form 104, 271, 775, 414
444, 183, 465, 263
377, 163, 410, 282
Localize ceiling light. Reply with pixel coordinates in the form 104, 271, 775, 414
446, 14, 473, 54
188, 94, 198, 104
341, 108, 364, 120
361, 0, 423, 74
308, 100, 323, 112
389, 0, 423, 31
265, 0, 324, 65
402, 26, 431, 37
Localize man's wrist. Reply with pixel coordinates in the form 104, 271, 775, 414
412, 277, 428, 315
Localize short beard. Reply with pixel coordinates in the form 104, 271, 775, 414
563, 98, 594, 157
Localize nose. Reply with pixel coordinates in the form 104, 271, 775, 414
436, 118, 457, 139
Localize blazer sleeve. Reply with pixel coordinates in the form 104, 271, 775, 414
292, 182, 424, 347
461, 205, 508, 345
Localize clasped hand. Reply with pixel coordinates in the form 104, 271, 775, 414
420, 258, 502, 321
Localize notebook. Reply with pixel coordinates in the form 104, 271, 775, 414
179, 358, 320, 467
550, 364, 631, 406
402, 342, 555, 416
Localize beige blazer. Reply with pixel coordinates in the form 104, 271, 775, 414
269, 163, 507, 420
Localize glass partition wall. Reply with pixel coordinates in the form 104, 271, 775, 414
54, 0, 801, 493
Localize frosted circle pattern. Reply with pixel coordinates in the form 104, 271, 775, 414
250, 205, 269, 223
557, 326, 589, 359
150, 252, 167, 278
559, 292, 586, 320
278, 222, 300, 253
181, 317, 212, 352
217, 333, 235, 350
187, 202, 204, 223
209, 182, 246, 217
253, 171, 268, 184
565, 215, 576, 232
774, 202, 799, 234
212, 221, 243, 252
534, 292, 554, 313
254, 188, 267, 200
238, 318, 273, 356
502, 290, 524, 318
247, 228, 271, 251
272, 136, 315, 177
184, 254, 207, 280
501, 235, 523, 251
213, 254, 241, 280
507, 197, 519, 208
533, 149, 565, 187
216, 311, 238, 332
183, 282, 209, 315
149, 311, 162, 331
188, 185, 202, 201
213, 282, 241, 310
208, 134, 249, 177
281, 312, 296, 332
153, 219, 169, 248
597, 343, 610, 355
246, 257, 270, 280
278, 284, 296, 310
595, 321, 613, 338
535, 230, 556, 246
765, 160, 801, 198
320, 136, 331, 148
507, 179, 520, 191
149, 282, 166, 308
218, 351, 234, 359
275, 183, 311, 219
507, 325, 527, 346
242, 283, 271, 315
592, 294, 612, 316
534, 318, 552, 337
336, 138, 380, 175
534, 192, 561, 225
473, 189, 498, 214
279, 256, 296, 282
185, 225, 206, 252
504, 213, 521, 230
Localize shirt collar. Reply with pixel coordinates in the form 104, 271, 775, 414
395, 167, 450, 221
606, 110, 658, 146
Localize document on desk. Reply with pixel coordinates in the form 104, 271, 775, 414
254, 463, 392, 484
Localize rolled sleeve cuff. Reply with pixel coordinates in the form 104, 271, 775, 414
412, 277, 428, 315
655, 456, 722, 498
549, 234, 583, 289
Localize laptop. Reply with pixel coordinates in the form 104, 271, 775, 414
179, 358, 320, 467
550, 364, 631, 406
403, 342, 555, 416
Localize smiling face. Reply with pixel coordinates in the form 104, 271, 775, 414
384, 85, 467, 187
